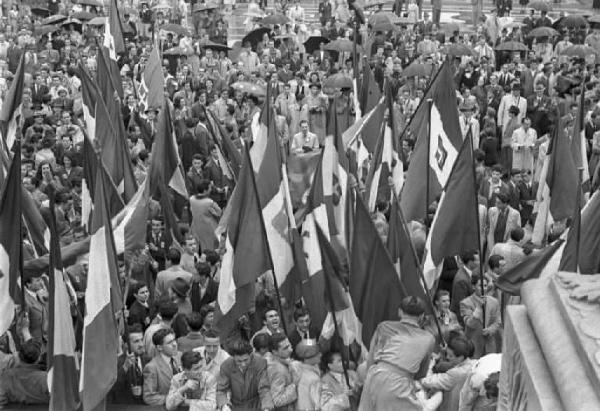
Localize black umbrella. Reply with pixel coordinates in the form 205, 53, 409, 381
557, 14, 588, 28
494, 41, 529, 52
40, 14, 68, 25
324, 38, 362, 53
31, 6, 50, 17
198, 39, 231, 52
72, 11, 96, 21
35, 25, 60, 36
241, 27, 272, 48
303, 36, 330, 55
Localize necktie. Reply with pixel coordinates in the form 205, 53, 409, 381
170, 358, 179, 375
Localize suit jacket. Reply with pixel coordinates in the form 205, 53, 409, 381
31, 84, 50, 104
486, 206, 521, 251
506, 181, 520, 210
128, 300, 151, 330
24, 290, 48, 343
459, 295, 502, 358
478, 179, 509, 208
190, 278, 219, 312
519, 69, 535, 97
518, 181, 537, 224
450, 268, 473, 322
146, 230, 171, 270
109, 353, 151, 404
142, 354, 181, 406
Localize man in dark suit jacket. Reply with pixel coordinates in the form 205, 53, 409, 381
204, 146, 229, 208
287, 308, 322, 357
506, 169, 522, 211
109, 325, 151, 404
518, 169, 537, 226
31, 77, 50, 105
450, 251, 479, 323
527, 84, 552, 136
146, 217, 171, 271
191, 262, 218, 312
23, 273, 48, 344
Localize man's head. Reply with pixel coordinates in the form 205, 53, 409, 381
471, 274, 489, 297
203, 330, 220, 360
153, 328, 178, 357
23, 272, 44, 292
184, 235, 198, 255
268, 333, 293, 360
488, 254, 506, 275
167, 248, 182, 267
509, 227, 525, 243
263, 309, 280, 332
522, 117, 531, 131
446, 335, 473, 362
299, 119, 309, 135
434, 289, 450, 312
521, 169, 532, 183
295, 339, 321, 365
460, 250, 480, 271
151, 217, 163, 235
157, 301, 179, 325
293, 307, 311, 333
491, 165, 503, 183
132, 282, 150, 304
186, 311, 203, 332
181, 350, 203, 371
399, 296, 426, 320
127, 323, 145, 356
19, 339, 43, 364
229, 339, 254, 371
510, 168, 522, 184
495, 192, 509, 211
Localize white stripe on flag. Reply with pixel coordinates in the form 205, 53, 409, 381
83, 229, 112, 327
429, 104, 458, 187
0, 245, 15, 336
217, 237, 236, 315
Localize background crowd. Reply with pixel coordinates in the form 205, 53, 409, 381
0, 0, 599, 409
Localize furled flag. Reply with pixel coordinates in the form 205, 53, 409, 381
79, 167, 121, 411
0, 146, 21, 337
0, 54, 25, 150
315, 224, 365, 354
248, 87, 295, 308
571, 86, 590, 193
216, 147, 271, 336
422, 134, 480, 289
532, 119, 578, 245
205, 108, 243, 179
97, 41, 123, 101
350, 196, 407, 346
46, 189, 79, 411
401, 61, 463, 223
79, 62, 98, 142
359, 59, 383, 152
559, 174, 583, 272
365, 85, 404, 211
104, 0, 125, 57
137, 46, 163, 113
387, 196, 430, 312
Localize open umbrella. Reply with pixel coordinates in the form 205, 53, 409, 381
369, 12, 399, 31
198, 39, 231, 52
444, 43, 474, 57
72, 11, 96, 20
324, 38, 362, 53
528, 0, 552, 11
61, 18, 83, 31
557, 14, 588, 28
495, 41, 529, 51
161, 23, 192, 37
87, 16, 107, 25
323, 73, 353, 89
402, 62, 434, 77
241, 27, 272, 48
163, 46, 194, 56
41, 14, 67, 25
303, 36, 330, 54
364, 1, 389, 9
231, 81, 266, 97
589, 15, 600, 24
31, 6, 50, 17
560, 44, 597, 58
261, 13, 290, 25
527, 26, 558, 38
35, 25, 60, 36
77, 0, 103, 6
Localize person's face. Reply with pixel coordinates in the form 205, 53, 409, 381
63, 156, 72, 168
264, 310, 280, 330
192, 158, 203, 170
62, 113, 71, 124
27, 277, 44, 292
445, 347, 460, 362
129, 333, 145, 356
203, 311, 214, 329
435, 295, 450, 312
523, 119, 530, 131
204, 337, 220, 359
474, 278, 488, 297
135, 286, 149, 304
184, 238, 197, 254
274, 338, 293, 359
41, 163, 51, 175
22, 177, 34, 192
296, 315, 310, 333
151, 220, 162, 234
233, 354, 251, 371
491, 170, 501, 182
521, 172, 531, 183
495, 198, 507, 211
512, 173, 522, 184
327, 353, 344, 373
159, 333, 178, 357
300, 122, 309, 134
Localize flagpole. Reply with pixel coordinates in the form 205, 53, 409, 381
575, 168, 583, 272
467, 130, 486, 334
425, 98, 433, 231
243, 144, 288, 336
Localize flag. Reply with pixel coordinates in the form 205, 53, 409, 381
0, 54, 25, 150
149, 98, 188, 199
216, 147, 271, 336
571, 85, 590, 193
401, 61, 463, 222
103, 0, 125, 58
350, 196, 406, 345
365, 86, 404, 211
206, 108, 243, 179
137, 46, 163, 113
79, 167, 121, 411
343, 99, 384, 179
315, 224, 364, 351
559, 175, 582, 272
496, 240, 564, 295
359, 61, 382, 152
248, 88, 295, 307
79, 63, 99, 142
0, 147, 21, 336
559, 190, 600, 274
96, 43, 123, 101
532, 119, 578, 245
422, 134, 480, 289
387, 196, 430, 311
46, 189, 79, 411
113, 177, 151, 255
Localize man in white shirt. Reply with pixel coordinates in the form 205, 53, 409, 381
498, 83, 527, 133
193, 331, 230, 379
291, 120, 319, 154
459, 101, 481, 147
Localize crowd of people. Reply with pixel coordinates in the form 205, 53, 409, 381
0, 0, 599, 409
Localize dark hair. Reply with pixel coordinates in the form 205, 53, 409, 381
460, 250, 478, 265
400, 296, 426, 316
181, 350, 202, 370
167, 248, 181, 264
320, 350, 341, 373
262, 308, 279, 322
491, 164, 503, 174
253, 333, 270, 352
229, 339, 253, 356
199, 305, 215, 326
186, 312, 203, 331
195, 262, 211, 277
268, 333, 288, 352
131, 282, 148, 295
192, 153, 203, 161
484, 372, 500, 399
496, 192, 509, 204
196, 179, 211, 194
204, 329, 219, 340
447, 335, 473, 358
488, 255, 504, 270
509, 227, 524, 242
434, 289, 450, 302
19, 339, 42, 364
470, 273, 484, 286
158, 301, 179, 321
293, 307, 310, 322
152, 328, 175, 346
205, 250, 220, 265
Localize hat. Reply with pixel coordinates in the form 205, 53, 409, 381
508, 105, 520, 115
534, 83, 545, 92
295, 339, 320, 360
170, 277, 191, 298
459, 101, 475, 112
